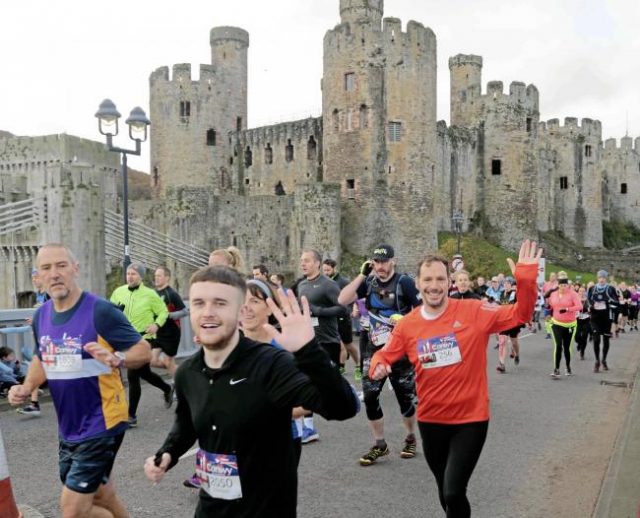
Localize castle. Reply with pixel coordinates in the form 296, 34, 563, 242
1, 0, 640, 304
146, 0, 640, 277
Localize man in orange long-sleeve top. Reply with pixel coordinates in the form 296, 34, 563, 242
369, 240, 542, 518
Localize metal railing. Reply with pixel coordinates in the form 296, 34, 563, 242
104, 209, 209, 269
0, 197, 46, 237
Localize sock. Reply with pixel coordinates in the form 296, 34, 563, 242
375, 438, 387, 449
31, 400, 39, 408
303, 416, 314, 429
405, 433, 416, 444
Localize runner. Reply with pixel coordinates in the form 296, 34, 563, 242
369, 240, 541, 517
110, 264, 173, 427
152, 266, 188, 380
629, 284, 639, 331
209, 246, 245, 273
322, 259, 361, 381
547, 272, 582, 378
144, 265, 359, 518
296, 249, 347, 443
449, 271, 481, 300
588, 270, 618, 372
495, 277, 522, 372
338, 244, 421, 466
251, 264, 269, 282
618, 281, 631, 333
8, 243, 151, 517
575, 285, 591, 360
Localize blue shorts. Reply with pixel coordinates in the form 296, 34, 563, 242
59, 432, 125, 494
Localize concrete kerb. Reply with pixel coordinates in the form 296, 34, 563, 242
594, 361, 640, 518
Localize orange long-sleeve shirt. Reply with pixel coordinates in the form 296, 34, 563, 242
370, 263, 538, 424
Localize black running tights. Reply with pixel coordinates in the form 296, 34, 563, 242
418, 420, 489, 518
127, 363, 171, 418
593, 333, 610, 363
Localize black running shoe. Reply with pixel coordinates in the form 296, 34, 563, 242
359, 445, 390, 466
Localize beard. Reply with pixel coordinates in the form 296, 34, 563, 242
422, 290, 447, 310
199, 325, 237, 351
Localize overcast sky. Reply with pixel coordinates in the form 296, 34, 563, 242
1, 0, 638, 172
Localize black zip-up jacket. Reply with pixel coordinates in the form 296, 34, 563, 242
450, 290, 481, 300
156, 336, 359, 518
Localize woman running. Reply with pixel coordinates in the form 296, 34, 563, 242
496, 277, 521, 372
575, 286, 591, 360
547, 272, 582, 378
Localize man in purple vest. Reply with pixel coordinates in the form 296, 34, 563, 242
8, 243, 151, 518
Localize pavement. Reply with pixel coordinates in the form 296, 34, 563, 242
2, 329, 640, 517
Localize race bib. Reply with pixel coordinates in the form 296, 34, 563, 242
593, 301, 607, 311
359, 316, 370, 330
631, 301, 638, 307
369, 314, 393, 346
417, 333, 462, 369
40, 336, 83, 373
311, 317, 319, 327
196, 450, 243, 501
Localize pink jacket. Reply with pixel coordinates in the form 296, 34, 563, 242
548, 289, 582, 323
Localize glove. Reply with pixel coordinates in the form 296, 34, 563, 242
360, 260, 373, 277
559, 308, 567, 314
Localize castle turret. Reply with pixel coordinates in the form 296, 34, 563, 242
449, 54, 482, 128
340, 0, 383, 26
150, 26, 248, 197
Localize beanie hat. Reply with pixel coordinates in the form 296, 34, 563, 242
128, 263, 146, 278
597, 270, 608, 279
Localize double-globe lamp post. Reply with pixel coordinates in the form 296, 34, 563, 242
95, 99, 150, 281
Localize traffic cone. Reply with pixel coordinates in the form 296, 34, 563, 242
0, 425, 21, 518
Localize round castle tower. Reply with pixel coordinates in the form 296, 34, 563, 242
340, 0, 383, 25
149, 26, 248, 197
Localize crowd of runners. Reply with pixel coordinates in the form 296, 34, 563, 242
4, 239, 638, 517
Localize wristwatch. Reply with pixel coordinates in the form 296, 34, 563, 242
114, 352, 126, 368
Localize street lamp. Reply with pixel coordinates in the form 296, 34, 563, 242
452, 211, 464, 255
95, 99, 150, 281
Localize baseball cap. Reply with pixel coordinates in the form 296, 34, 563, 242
372, 244, 394, 261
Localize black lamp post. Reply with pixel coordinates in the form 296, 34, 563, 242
95, 99, 150, 281
452, 211, 464, 255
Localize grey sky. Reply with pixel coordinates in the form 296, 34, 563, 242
1, 0, 638, 172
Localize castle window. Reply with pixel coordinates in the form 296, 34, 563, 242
346, 110, 353, 131
152, 167, 159, 187
560, 176, 568, 190
265, 143, 273, 165
275, 181, 286, 196
388, 121, 402, 142
585, 145, 592, 157
236, 117, 242, 131
491, 159, 502, 176
244, 146, 253, 167
346, 179, 355, 199
179, 101, 191, 120
621, 183, 628, 194
307, 136, 317, 160
345, 73, 355, 92
360, 105, 369, 129
244, 178, 250, 185
206, 129, 217, 146
285, 139, 294, 162
526, 117, 532, 133
332, 109, 339, 132
346, 179, 355, 189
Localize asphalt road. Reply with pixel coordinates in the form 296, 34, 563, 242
3, 328, 639, 518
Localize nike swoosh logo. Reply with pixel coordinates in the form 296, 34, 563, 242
229, 378, 247, 385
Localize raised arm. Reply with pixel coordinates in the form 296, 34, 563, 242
338, 261, 372, 305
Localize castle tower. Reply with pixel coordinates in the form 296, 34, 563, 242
149, 26, 248, 197
449, 54, 483, 127
340, 0, 383, 26
323, 3, 438, 267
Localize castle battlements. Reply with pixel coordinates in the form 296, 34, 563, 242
382, 18, 436, 50
237, 118, 322, 147
479, 80, 539, 111
603, 136, 640, 154
209, 26, 249, 47
538, 117, 602, 140
150, 64, 216, 85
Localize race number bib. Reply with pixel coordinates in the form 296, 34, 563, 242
40, 336, 83, 373
196, 450, 243, 500
369, 314, 393, 347
593, 301, 607, 311
417, 333, 462, 369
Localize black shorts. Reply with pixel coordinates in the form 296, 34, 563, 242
59, 432, 125, 494
499, 325, 522, 338
337, 317, 353, 345
150, 335, 180, 358
620, 304, 629, 317
591, 317, 612, 336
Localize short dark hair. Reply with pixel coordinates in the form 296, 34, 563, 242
156, 265, 171, 277
0, 346, 14, 359
323, 259, 337, 269
302, 249, 322, 263
252, 264, 269, 276
416, 254, 450, 278
190, 265, 247, 297
272, 273, 285, 284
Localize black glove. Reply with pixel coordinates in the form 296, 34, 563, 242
559, 308, 567, 314
360, 260, 373, 277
